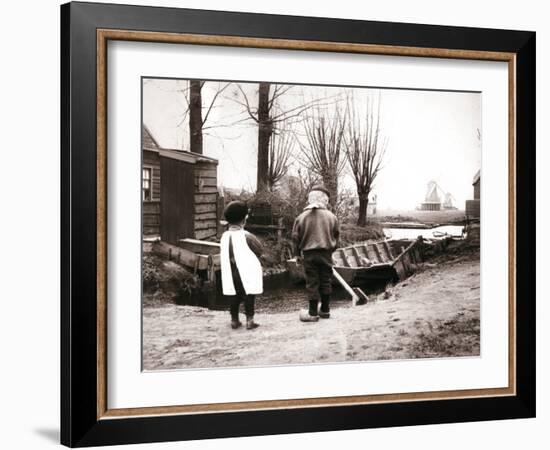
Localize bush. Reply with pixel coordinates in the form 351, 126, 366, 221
142, 255, 201, 305
339, 223, 385, 247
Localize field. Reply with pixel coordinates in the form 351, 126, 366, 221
374, 208, 467, 225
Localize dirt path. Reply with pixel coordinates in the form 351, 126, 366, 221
143, 253, 480, 370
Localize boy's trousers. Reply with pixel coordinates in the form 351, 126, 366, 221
303, 249, 333, 300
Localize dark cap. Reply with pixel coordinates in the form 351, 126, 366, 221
223, 201, 249, 224
310, 184, 330, 198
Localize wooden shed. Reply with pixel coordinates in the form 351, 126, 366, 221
472, 170, 480, 200
142, 126, 219, 245
465, 170, 480, 218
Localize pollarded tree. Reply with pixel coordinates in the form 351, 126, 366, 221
298, 105, 348, 208
234, 83, 329, 192
266, 127, 295, 191
345, 92, 387, 226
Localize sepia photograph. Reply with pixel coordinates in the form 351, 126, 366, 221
141, 77, 481, 371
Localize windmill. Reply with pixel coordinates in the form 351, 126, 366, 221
419, 180, 455, 211
443, 192, 457, 210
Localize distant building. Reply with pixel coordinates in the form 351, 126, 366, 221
347, 194, 378, 216
142, 125, 219, 243
443, 192, 457, 210
419, 181, 442, 211
465, 170, 480, 218
368, 195, 377, 215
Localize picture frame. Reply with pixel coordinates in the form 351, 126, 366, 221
60, 1, 536, 447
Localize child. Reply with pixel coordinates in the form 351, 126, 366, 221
220, 201, 263, 330
292, 185, 340, 322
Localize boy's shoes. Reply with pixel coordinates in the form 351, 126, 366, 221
231, 320, 242, 329
246, 316, 260, 330
299, 309, 319, 322
319, 311, 330, 319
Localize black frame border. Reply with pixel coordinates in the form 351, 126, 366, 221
61, 2, 535, 447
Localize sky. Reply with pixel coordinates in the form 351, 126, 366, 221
143, 78, 481, 210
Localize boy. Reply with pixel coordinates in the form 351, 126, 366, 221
220, 201, 263, 330
292, 185, 340, 322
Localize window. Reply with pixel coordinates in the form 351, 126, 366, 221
142, 168, 152, 201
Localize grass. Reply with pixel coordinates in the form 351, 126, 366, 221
339, 222, 385, 246
409, 313, 480, 358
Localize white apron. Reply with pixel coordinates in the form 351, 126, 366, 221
220, 229, 263, 295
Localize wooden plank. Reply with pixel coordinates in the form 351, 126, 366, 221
195, 185, 218, 194
332, 255, 345, 267
382, 240, 394, 260
195, 160, 218, 170
194, 212, 217, 221
194, 220, 218, 230
372, 243, 383, 263
143, 215, 160, 226
217, 196, 225, 238
143, 149, 160, 165
143, 201, 160, 213
393, 259, 406, 280
194, 168, 217, 178
351, 247, 363, 267
195, 203, 217, 213
194, 193, 217, 204
143, 225, 160, 235
194, 176, 217, 187
180, 238, 220, 255
379, 243, 391, 263
365, 244, 378, 261
245, 224, 284, 231
362, 244, 372, 261
152, 241, 208, 270
195, 229, 217, 240
342, 251, 353, 267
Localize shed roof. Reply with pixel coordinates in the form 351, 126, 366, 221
142, 124, 218, 165
142, 125, 160, 151
473, 170, 480, 185
159, 148, 218, 165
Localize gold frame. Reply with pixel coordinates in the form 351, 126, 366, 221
96, 29, 516, 420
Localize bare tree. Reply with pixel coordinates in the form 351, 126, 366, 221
257, 83, 271, 190
345, 92, 387, 226
233, 83, 329, 192
266, 127, 295, 190
298, 105, 348, 208
188, 80, 204, 154
177, 80, 231, 154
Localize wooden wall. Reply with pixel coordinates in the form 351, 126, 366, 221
142, 148, 219, 242
194, 161, 218, 241
143, 201, 160, 235
465, 199, 480, 218
473, 179, 480, 200
143, 150, 161, 236
160, 156, 195, 245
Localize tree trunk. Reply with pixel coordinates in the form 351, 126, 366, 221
357, 194, 369, 227
189, 80, 203, 154
323, 172, 338, 210
257, 82, 272, 192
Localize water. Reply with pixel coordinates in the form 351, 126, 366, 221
255, 272, 388, 314
384, 225, 464, 240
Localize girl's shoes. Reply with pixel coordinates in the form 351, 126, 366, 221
246, 316, 260, 329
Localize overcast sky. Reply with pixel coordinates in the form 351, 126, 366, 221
143, 78, 481, 210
